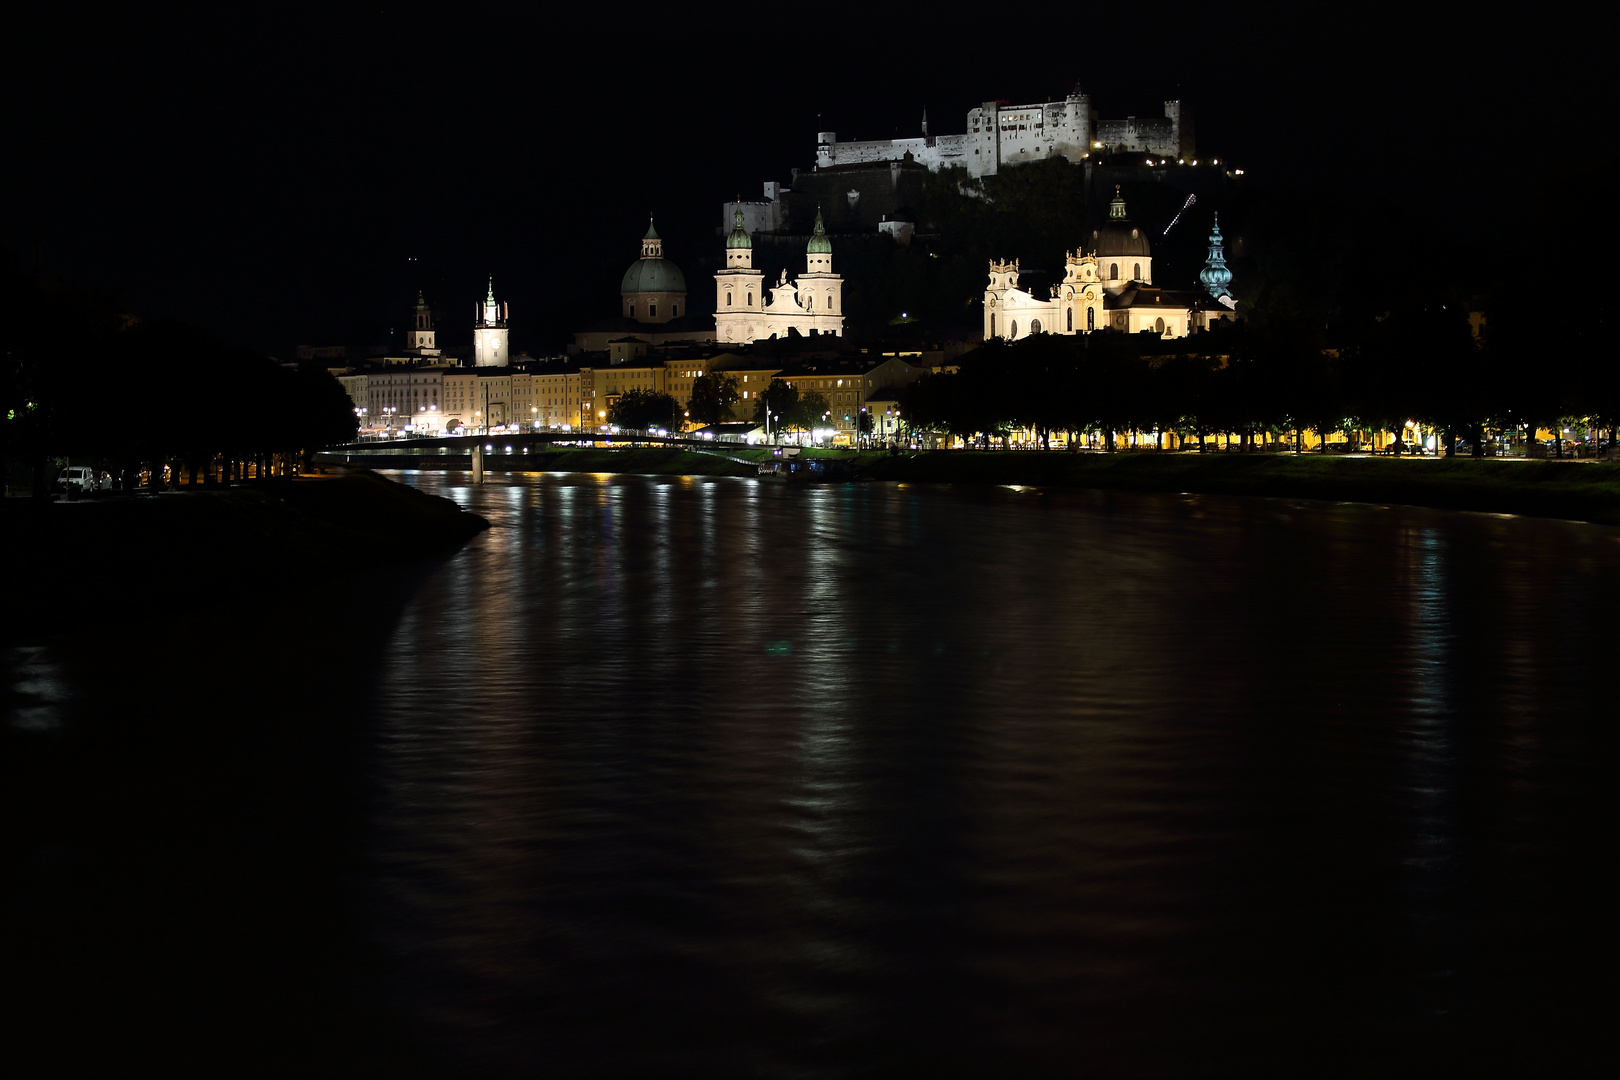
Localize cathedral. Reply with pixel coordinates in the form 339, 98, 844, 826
573, 218, 713, 351
714, 206, 845, 344
984, 190, 1233, 342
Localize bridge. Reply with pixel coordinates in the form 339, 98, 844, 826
314, 431, 766, 471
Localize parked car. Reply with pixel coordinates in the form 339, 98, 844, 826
56, 466, 111, 493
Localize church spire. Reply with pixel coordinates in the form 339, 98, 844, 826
726, 201, 751, 249
807, 206, 831, 253
642, 214, 663, 259
1199, 213, 1233, 300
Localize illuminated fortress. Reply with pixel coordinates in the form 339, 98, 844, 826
814, 89, 1193, 179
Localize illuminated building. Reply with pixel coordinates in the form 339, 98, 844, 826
473, 278, 509, 367
714, 207, 845, 344
814, 90, 1193, 179
984, 189, 1231, 341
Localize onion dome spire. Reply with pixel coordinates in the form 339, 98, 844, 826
806, 206, 832, 254
726, 199, 751, 249
485, 277, 496, 304
1199, 213, 1233, 300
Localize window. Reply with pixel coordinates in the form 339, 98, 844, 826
990, 314, 996, 337
826, 295, 832, 309
1134, 263, 1142, 280
628, 305, 635, 318
747, 293, 753, 306
1009, 320, 1018, 338
1031, 319, 1042, 334
1110, 264, 1119, 280
1087, 307, 1095, 331
1155, 317, 1165, 334
672, 304, 678, 317
649, 304, 657, 317
726, 292, 732, 306
1067, 308, 1073, 331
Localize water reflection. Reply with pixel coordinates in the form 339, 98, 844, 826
6, 473, 1614, 1075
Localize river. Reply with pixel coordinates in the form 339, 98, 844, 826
5, 471, 1616, 1075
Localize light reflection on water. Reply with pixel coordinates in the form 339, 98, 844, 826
353, 471, 1618, 1075
5, 472, 1613, 1075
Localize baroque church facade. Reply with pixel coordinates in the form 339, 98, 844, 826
985, 191, 1233, 342
714, 207, 845, 344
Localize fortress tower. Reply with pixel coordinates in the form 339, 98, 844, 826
473, 278, 509, 367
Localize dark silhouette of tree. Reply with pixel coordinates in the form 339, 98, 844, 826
753, 378, 799, 436
606, 388, 678, 431
687, 372, 739, 427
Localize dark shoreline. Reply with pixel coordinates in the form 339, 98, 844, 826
3, 471, 488, 640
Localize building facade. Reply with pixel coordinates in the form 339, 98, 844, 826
715, 208, 844, 344
985, 191, 1230, 342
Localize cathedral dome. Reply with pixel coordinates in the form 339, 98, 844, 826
1089, 188, 1152, 259
620, 218, 687, 292
620, 257, 687, 293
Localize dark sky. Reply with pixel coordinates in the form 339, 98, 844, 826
6, 4, 1603, 354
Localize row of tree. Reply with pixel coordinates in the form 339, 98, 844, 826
3, 254, 358, 494
896, 307, 1620, 454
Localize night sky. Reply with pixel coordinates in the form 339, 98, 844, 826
6, 5, 1604, 355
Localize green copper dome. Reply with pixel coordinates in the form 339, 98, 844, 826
620, 257, 686, 294
806, 208, 832, 254
726, 206, 751, 249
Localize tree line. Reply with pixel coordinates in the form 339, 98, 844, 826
3, 254, 358, 495
896, 306, 1620, 455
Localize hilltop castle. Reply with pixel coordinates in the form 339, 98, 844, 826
815, 89, 1193, 179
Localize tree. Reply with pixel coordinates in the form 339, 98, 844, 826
687, 372, 739, 427
753, 378, 799, 437
606, 388, 677, 431
792, 392, 834, 439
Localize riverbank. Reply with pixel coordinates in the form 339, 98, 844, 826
858, 451, 1620, 526
352, 444, 1620, 526
4, 471, 488, 638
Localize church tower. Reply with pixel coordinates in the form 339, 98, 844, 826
473, 278, 509, 367
1199, 213, 1233, 301
405, 290, 439, 355
797, 208, 843, 334
714, 205, 764, 344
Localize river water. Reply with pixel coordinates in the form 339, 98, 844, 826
5, 472, 1617, 1075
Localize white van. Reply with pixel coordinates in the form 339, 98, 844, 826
57, 466, 109, 493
